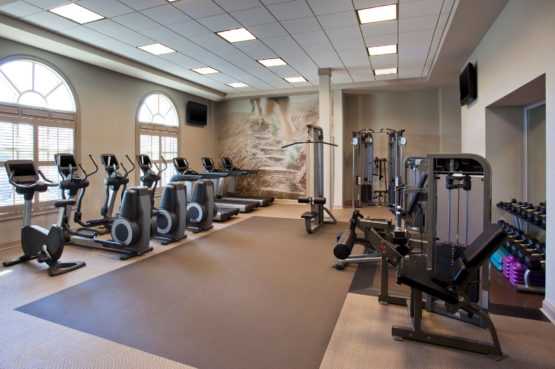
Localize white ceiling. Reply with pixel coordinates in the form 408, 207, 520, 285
0, 0, 457, 97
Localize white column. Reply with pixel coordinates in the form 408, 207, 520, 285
318, 69, 333, 205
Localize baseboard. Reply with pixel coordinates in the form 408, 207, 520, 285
541, 299, 555, 324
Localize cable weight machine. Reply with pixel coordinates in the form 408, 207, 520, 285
282, 124, 337, 234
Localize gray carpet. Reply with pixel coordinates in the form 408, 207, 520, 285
18, 217, 353, 369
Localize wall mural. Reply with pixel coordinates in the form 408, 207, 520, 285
217, 94, 318, 199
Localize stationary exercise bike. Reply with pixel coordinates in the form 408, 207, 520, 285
172, 157, 215, 232
56, 153, 153, 260
137, 154, 187, 244
3, 160, 86, 276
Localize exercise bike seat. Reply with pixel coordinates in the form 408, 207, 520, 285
54, 199, 76, 208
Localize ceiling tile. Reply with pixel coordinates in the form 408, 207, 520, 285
171, 20, 214, 38
399, 14, 436, 33
216, 0, 261, 12
141, 5, 192, 25
399, 0, 442, 19
364, 32, 397, 47
266, 0, 311, 21
161, 52, 204, 69
281, 16, 321, 35
317, 11, 358, 30
361, 20, 397, 39
77, 0, 133, 18
174, 0, 225, 19
370, 53, 397, 68
20, 0, 68, 9
234, 39, 275, 59
326, 27, 364, 49
293, 31, 329, 48
248, 21, 288, 40
230, 6, 275, 26
87, 19, 154, 46
306, 0, 352, 15
198, 13, 239, 31
337, 48, 369, 67
353, 0, 398, 10
25, 11, 79, 32
0, 1, 42, 17
113, 12, 161, 32
118, 0, 166, 11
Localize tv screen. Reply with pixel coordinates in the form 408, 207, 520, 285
460, 63, 477, 105
186, 101, 208, 127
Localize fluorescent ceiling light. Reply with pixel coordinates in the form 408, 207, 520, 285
374, 67, 397, 76
227, 82, 248, 88
258, 58, 287, 67
50, 3, 104, 24
139, 43, 175, 55
358, 4, 397, 24
368, 44, 397, 56
285, 76, 306, 83
217, 28, 256, 43
193, 67, 219, 75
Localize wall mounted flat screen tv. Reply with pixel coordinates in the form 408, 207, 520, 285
186, 101, 208, 127
460, 62, 477, 106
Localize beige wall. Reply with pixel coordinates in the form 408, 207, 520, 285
485, 107, 524, 219
527, 104, 546, 204
0, 37, 217, 248
439, 85, 462, 153
459, 0, 555, 313
342, 89, 442, 204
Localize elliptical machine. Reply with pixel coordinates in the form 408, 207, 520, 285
3, 160, 86, 276
136, 154, 187, 244
55, 153, 153, 260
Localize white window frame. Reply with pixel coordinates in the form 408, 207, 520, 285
136, 92, 180, 188
0, 56, 78, 218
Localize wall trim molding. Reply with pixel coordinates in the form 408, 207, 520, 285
542, 299, 555, 324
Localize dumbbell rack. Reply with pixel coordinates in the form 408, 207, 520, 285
491, 217, 546, 295
497, 200, 546, 230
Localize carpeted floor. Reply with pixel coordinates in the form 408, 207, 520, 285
18, 217, 351, 369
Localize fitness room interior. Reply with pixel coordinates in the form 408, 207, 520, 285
0, 0, 553, 368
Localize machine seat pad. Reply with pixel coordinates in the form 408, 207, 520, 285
54, 199, 76, 208
397, 254, 459, 305
301, 211, 317, 220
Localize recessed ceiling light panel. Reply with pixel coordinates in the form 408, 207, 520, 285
227, 82, 248, 88
217, 28, 256, 43
258, 58, 287, 67
193, 67, 219, 75
50, 3, 104, 24
368, 44, 397, 56
139, 43, 175, 55
358, 4, 397, 24
285, 76, 307, 83
374, 67, 397, 76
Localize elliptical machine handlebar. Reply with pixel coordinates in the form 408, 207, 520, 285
121, 154, 136, 178
80, 154, 99, 180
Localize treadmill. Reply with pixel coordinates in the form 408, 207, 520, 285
172, 157, 238, 222
220, 157, 274, 207
201, 157, 258, 213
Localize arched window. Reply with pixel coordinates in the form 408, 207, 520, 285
137, 93, 179, 185
0, 58, 77, 213
0, 59, 76, 112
